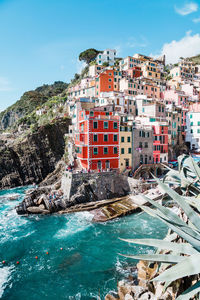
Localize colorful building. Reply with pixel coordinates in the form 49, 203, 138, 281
96, 49, 116, 66
74, 110, 120, 170
96, 70, 114, 96
153, 122, 168, 163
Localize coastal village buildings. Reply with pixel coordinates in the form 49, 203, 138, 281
74, 109, 120, 171
96, 49, 116, 66
185, 110, 200, 151
68, 49, 200, 174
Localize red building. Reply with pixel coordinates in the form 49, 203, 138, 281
153, 123, 168, 163
75, 110, 120, 170
95, 70, 114, 97
127, 66, 142, 78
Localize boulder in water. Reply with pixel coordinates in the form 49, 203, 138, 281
27, 206, 49, 214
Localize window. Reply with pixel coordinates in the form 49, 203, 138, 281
190, 114, 193, 119
121, 137, 124, 142
104, 147, 108, 154
90, 111, 94, 116
139, 142, 142, 148
145, 142, 148, 148
127, 136, 131, 143
121, 148, 124, 154
104, 121, 108, 129
93, 135, 98, 142
109, 78, 112, 82
93, 147, 98, 155
113, 147, 118, 154
104, 134, 108, 142
109, 85, 111, 89
128, 148, 131, 154
191, 129, 193, 133
190, 122, 193, 126
198, 122, 200, 126
113, 122, 118, 129
114, 134, 118, 142
93, 121, 98, 129
198, 129, 200, 134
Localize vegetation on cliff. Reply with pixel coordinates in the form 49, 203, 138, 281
0, 81, 68, 131
187, 53, 200, 65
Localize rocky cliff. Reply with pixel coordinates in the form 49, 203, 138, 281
16, 171, 131, 215
0, 118, 71, 189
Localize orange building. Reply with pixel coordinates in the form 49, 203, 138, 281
95, 70, 114, 97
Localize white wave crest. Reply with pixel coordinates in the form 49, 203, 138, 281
0, 265, 14, 298
55, 211, 93, 239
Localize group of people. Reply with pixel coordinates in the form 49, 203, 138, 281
48, 190, 63, 207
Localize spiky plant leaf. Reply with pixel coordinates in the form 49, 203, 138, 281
140, 203, 200, 242
152, 175, 200, 232
153, 253, 200, 282
176, 281, 200, 300
119, 253, 184, 264
120, 238, 198, 255
141, 206, 200, 250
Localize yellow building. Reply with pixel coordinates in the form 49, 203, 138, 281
141, 61, 161, 80
120, 123, 132, 171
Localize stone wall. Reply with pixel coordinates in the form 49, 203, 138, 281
61, 171, 131, 207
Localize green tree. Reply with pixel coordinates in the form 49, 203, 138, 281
102, 62, 109, 67
79, 48, 101, 64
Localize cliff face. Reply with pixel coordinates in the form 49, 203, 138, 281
0, 118, 71, 189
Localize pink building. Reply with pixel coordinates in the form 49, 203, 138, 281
161, 89, 188, 106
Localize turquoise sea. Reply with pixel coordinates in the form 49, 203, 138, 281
0, 186, 167, 299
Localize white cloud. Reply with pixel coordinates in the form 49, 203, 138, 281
152, 31, 200, 64
175, 2, 198, 15
193, 17, 200, 23
0, 77, 11, 92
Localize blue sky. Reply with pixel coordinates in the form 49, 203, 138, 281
0, 0, 200, 110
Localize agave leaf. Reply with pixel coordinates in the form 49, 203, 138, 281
163, 170, 191, 188
140, 195, 187, 227
176, 280, 200, 300
183, 197, 200, 213
140, 197, 200, 241
119, 238, 198, 255
152, 175, 200, 232
178, 155, 188, 173
119, 253, 184, 264
186, 156, 200, 181
141, 206, 200, 251
153, 253, 200, 282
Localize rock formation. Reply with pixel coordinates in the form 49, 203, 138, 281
0, 118, 71, 189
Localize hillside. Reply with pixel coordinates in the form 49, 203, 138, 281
0, 81, 68, 131
187, 53, 200, 65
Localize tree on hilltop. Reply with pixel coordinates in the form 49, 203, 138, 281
79, 48, 101, 64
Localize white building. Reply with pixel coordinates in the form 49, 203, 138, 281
88, 65, 104, 77
186, 112, 200, 151
96, 49, 116, 66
